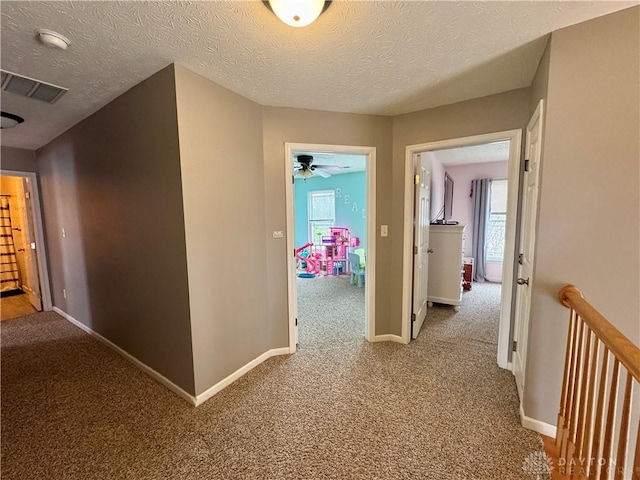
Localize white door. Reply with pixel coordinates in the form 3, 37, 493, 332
19, 178, 42, 311
513, 100, 544, 398
412, 154, 431, 339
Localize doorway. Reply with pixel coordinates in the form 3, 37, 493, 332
401, 130, 523, 369
284, 143, 376, 352
0, 171, 51, 320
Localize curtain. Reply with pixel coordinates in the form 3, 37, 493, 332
471, 179, 491, 282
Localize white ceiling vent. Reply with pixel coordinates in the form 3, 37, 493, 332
1, 69, 67, 104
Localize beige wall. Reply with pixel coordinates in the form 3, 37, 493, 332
37, 65, 195, 394
1, 147, 37, 172
391, 88, 532, 335
262, 107, 393, 341
524, 6, 640, 424
530, 40, 550, 114
174, 65, 270, 395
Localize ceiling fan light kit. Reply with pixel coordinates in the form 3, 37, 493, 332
266, 0, 330, 27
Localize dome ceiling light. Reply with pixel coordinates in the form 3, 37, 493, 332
1, 111, 25, 129
264, 0, 331, 28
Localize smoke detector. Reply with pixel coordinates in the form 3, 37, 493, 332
35, 29, 70, 50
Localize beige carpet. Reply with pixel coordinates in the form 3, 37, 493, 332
1, 279, 547, 479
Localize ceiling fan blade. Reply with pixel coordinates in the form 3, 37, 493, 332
314, 169, 331, 178
313, 164, 341, 171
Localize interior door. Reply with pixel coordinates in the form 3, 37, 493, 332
19, 177, 42, 311
412, 154, 431, 339
513, 100, 544, 398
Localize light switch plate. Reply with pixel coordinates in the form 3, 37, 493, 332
381, 225, 388, 237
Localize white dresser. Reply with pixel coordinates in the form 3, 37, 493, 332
427, 224, 465, 311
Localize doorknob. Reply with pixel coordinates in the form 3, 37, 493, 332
517, 277, 529, 286
427, 249, 434, 253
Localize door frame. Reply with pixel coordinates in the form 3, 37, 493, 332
284, 143, 376, 353
0, 169, 52, 311
400, 129, 522, 370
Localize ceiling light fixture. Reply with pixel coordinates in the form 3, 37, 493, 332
0, 111, 25, 129
265, 0, 331, 28
297, 168, 315, 179
35, 29, 70, 50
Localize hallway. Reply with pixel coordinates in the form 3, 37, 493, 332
1, 283, 545, 479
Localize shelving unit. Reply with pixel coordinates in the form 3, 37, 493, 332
0, 196, 20, 293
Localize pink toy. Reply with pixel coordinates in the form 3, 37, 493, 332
323, 227, 355, 276
295, 243, 320, 276
297, 228, 361, 277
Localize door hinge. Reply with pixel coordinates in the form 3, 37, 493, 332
412, 313, 416, 322
512, 340, 518, 352
518, 253, 523, 265
524, 159, 530, 172
292, 175, 295, 184
413, 246, 418, 255
415, 174, 420, 185
295, 317, 298, 326
25, 191, 31, 199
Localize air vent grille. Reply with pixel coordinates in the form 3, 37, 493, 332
1, 69, 67, 104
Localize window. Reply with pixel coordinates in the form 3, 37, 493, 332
486, 180, 508, 262
308, 190, 335, 244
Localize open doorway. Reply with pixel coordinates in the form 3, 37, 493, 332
0, 171, 51, 321
401, 130, 523, 369
284, 143, 376, 352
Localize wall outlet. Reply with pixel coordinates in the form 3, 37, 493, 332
62, 228, 66, 238
381, 225, 388, 237
272, 231, 284, 238
63, 288, 67, 299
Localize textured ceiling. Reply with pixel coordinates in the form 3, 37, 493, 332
1, 1, 637, 150
432, 141, 510, 166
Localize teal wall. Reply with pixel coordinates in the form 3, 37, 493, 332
294, 171, 366, 249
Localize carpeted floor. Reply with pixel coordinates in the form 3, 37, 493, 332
1, 279, 547, 479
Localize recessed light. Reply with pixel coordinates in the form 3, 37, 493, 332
0, 111, 25, 129
35, 29, 70, 50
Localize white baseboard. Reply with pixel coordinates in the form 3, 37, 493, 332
520, 403, 557, 438
53, 307, 197, 405
371, 334, 405, 343
53, 307, 290, 408
194, 347, 290, 406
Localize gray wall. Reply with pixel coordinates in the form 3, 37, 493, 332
173, 65, 270, 395
262, 107, 393, 342
37, 65, 195, 394
391, 88, 533, 335
1, 146, 37, 172
524, 6, 640, 424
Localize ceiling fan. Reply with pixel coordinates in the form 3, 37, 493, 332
294, 154, 342, 179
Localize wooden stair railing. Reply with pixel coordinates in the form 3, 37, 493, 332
555, 285, 640, 480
